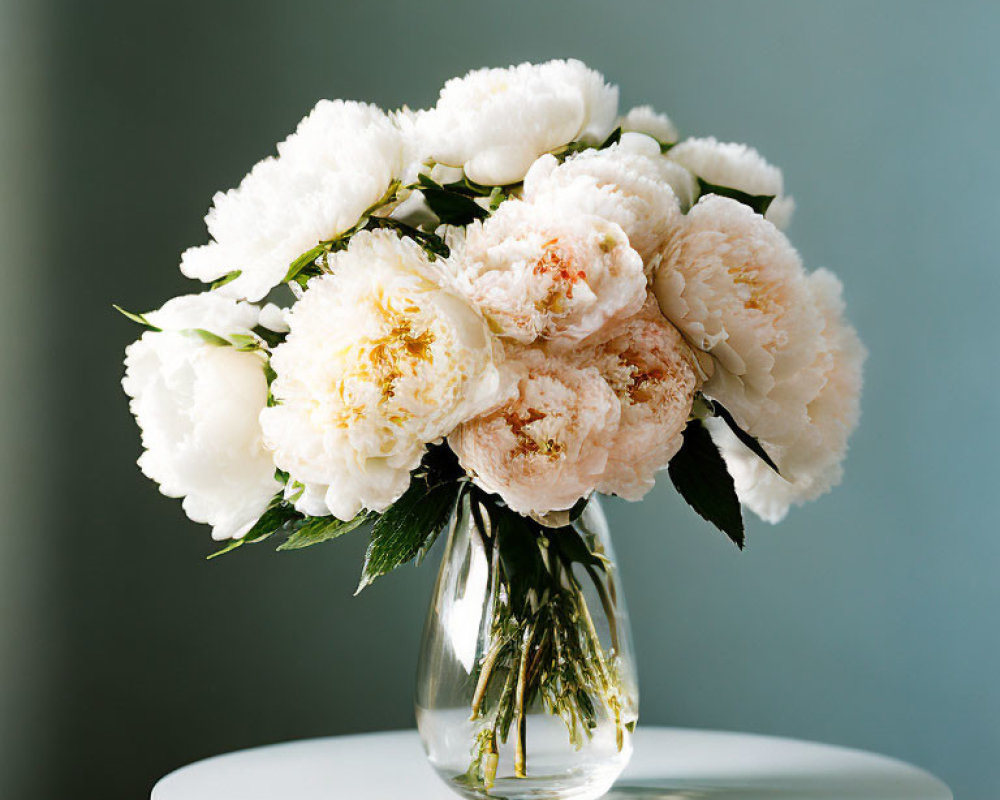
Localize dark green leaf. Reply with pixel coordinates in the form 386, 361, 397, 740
696, 178, 775, 216
182, 328, 231, 347
493, 504, 545, 613
421, 187, 488, 226
599, 126, 622, 149
278, 511, 371, 552
420, 442, 466, 487
113, 304, 160, 331
207, 497, 302, 559
568, 495, 590, 523
418, 482, 467, 566
668, 420, 745, 548
710, 399, 780, 474
356, 479, 462, 593
455, 176, 496, 197
210, 269, 242, 290
252, 325, 286, 349
367, 216, 450, 260
283, 244, 326, 283
549, 525, 602, 570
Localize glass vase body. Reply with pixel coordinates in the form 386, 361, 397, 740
416, 494, 638, 800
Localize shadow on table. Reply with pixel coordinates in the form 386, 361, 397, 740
607, 780, 935, 799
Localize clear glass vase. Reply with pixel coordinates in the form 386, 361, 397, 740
416, 490, 638, 800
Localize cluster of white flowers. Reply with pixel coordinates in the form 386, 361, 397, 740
122, 59, 864, 543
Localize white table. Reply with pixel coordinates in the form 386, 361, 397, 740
152, 727, 952, 799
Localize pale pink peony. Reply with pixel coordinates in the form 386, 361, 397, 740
522, 135, 691, 266
578, 297, 702, 501
449, 346, 620, 515
652, 195, 827, 453
449, 192, 646, 347
709, 268, 866, 521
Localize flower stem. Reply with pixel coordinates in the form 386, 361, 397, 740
513, 625, 532, 778
469, 640, 502, 720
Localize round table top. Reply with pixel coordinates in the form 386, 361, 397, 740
152, 727, 951, 800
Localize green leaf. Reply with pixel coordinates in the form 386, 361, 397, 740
696, 178, 775, 216
599, 126, 622, 149
206, 537, 246, 560
549, 525, 602, 570
283, 244, 326, 283
227, 333, 261, 351
245, 500, 300, 542
668, 420, 745, 548
492, 504, 545, 613
113, 304, 160, 331
181, 328, 231, 347
278, 511, 371, 551
356, 478, 462, 593
367, 216, 450, 260
252, 325, 286, 349
421, 186, 488, 226
568, 495, 590, 523
207, 497, 302, 559
488, 186, 506, 211
210, 269, 242, 290
709, 399, 781, 474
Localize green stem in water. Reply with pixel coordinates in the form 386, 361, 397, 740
469, 640, 502, 721
513, 625, 533, 778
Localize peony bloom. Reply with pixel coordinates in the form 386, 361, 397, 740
412, 59, 619, 185
181, 100, 404, 301
122, 294, 280, 540
620, 105, 679, 147
668, 136, 794, 228
709, 269, 866, 522
523, 134, 691, 265
448, 191, 646, 346
260, 230, 503, 520
580, 298, 702, 501
449, 346, 620, 515
652, 195, 827, 452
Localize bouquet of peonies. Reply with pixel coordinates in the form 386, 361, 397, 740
120, 59, 864, 791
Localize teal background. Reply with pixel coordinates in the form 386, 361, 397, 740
2, 1, 996, 797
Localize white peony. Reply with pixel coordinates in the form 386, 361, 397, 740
668, 136, 794, 228
709, 269, 866, 522
449, 345, 620, 515
448, 191, 646, 347
652, 195, 827, 452
122, 294, 280, 540
620, 105, 679, 146
522, 135, 691, 265
413, 59, 619, 185
580, 297, 702, 501
260, 230, 503, 520
181, 100, 404, 301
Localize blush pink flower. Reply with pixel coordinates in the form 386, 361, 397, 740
522, 135, 692, 266
652, 195, 826, 453
709, 269, 866, 521
449, 193, 646, 347
449, 345, 620, 514
579, 297, 702, 501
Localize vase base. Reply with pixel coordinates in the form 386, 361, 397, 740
421, 708, 631, 800
442, 771, 620, 800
